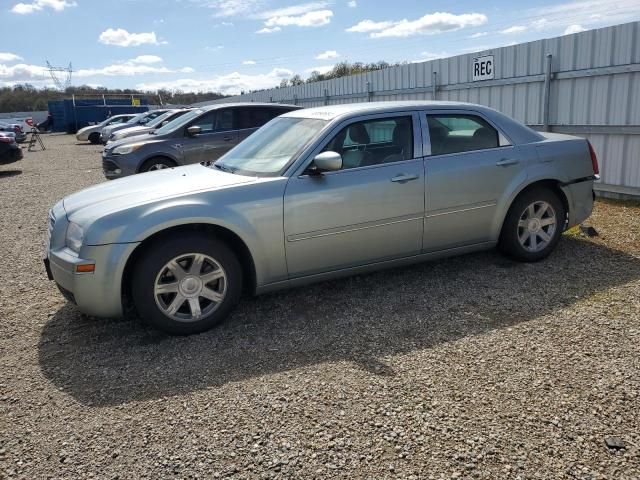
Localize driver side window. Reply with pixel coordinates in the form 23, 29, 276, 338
323, 116, 414, 170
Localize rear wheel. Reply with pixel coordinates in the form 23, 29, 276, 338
140, 157, 176, 173
131, 234, 242, 335
499, 187, 566, 262
88, 132, 101, 144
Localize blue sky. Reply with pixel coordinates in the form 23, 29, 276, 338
1, 0, 639, 94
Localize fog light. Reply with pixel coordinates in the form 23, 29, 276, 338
76, 264, 95, 273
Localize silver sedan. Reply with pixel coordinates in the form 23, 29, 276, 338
45, 101, 598, 335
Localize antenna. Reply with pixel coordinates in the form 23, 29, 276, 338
46, 61, 73, 91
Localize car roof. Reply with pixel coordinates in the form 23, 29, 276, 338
282, 101, 499, 121
197, 102, 301, 112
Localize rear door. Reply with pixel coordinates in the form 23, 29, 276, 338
421, 111, 527, 251
181, 108, 238, 164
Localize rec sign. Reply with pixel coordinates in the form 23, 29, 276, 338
472, 55, 494, 81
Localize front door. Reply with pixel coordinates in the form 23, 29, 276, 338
422, 112, 528, 251
182, 108, 239, 165
284, 113, 425, 278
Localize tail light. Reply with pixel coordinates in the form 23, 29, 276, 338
0, 136, 13, 144
26, 118, 33, 126
587, 141, 599, 175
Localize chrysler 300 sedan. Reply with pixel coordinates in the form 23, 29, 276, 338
44, 101, 598, 335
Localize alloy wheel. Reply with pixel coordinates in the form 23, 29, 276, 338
153, 253, 227, 322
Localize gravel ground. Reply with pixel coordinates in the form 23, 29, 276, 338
1, 134, 639, 479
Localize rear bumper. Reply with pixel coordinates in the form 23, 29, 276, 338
47, 242, 139, 318
561, 178, 595, 228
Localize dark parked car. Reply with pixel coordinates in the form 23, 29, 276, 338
0, 134, 23, 164
102, 103, 301, 179
0, 123, 26, 143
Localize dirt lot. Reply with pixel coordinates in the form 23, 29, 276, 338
1, 134, 639, 479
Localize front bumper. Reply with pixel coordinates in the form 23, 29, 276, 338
102, 150, 139, 179
47, 242, 139, 318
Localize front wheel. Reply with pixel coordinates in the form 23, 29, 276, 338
131, 234, 242, 335
140, 157, 176, 173
88, 132, 101, 144
499, 187, 566, 262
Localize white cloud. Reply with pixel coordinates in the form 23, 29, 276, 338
242, 60, 257, 65
130, 55, 164, 64
0, 52, 23, 63
193, 0, 263, 17
0, 63, 48, 82
256, 2, 329, 18
500, 25, 526, 34
347, 0, 356, 7
75, 57, 193, 77
213, 21, 234, 27
11, 0, 76, 14
469, 31, 487, 38
98, 28, 164, 47
347, 12, 487, 38
315, 50, 340, 60
412, 51, 450, 63
523, 0, 640, 32
346, 19, 394, 33
263, 9, 333, 28
256, 26, 281, 34
136, 67, 294, 95
564, 24, 587, 34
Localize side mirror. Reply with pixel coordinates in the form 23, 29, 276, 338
187, 126, 202, 137
161, 120, 169, 126
311, 151, 342, 173
139, 118, 149, 125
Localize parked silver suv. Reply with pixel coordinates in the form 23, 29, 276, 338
45, 101, 598, 335
101, 103, 300, 179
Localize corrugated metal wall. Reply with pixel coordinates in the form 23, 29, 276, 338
200, 21, 640, 197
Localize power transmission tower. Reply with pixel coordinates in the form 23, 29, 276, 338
46, 61, 73, 91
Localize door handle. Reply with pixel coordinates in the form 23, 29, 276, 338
223, 136, 232, 141
390, 174, 419, 183
496, 158, 519, 166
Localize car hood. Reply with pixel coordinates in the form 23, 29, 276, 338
77, 125, 100, 134
63, 163, 256, 224
105, 133, 160, 151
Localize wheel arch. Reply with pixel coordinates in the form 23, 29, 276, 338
121, 223, 257, 311
498, 178, 570, 236
137, 154, 179, 173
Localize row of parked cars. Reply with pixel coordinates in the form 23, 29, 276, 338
77, 104, 301, 179
49, 100, 600, 335
0, 120, 30, 164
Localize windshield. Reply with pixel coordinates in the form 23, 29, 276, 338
154, 109, 203, 135
213, 117, 327, 176
124, 113, 146, 125
146, 111, 175, 128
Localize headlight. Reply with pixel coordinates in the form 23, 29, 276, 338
65, 222, 84, 253
112, 143, 144, 155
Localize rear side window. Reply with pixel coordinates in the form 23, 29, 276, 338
238, 107, 273, 130
427, 114, 499, 155
189, 109, 235, 134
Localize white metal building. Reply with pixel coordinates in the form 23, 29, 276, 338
200, 21, 640, 198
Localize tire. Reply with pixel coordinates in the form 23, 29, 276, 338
88, 132, 101, 144
499, 186, 566, 262
131, 233, 242, 335
140, 157, 176, 173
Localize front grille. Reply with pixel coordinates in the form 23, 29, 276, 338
102, 159, 119, 173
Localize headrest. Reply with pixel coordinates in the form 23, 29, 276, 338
349, 123, 370, 144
